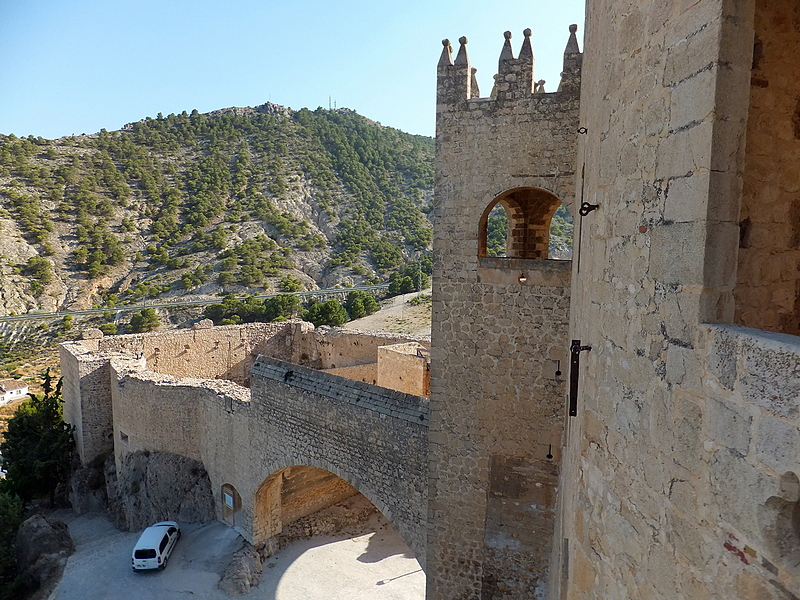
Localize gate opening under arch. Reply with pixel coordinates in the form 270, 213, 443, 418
250, 465, 424, 596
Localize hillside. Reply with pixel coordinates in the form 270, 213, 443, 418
0, 102, 572, 372
0, 104, 435, 318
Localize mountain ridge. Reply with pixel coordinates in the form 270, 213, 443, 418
0, 103, 435, 318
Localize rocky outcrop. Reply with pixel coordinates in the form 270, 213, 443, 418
106, 450, 215, 531
218, 543, 264, 596
14, 515, 74, 600
68, 454, 109, 514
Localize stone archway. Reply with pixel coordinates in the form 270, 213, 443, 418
249, 464, 425, 596
252, 465, 418, 556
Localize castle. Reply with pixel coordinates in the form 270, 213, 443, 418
62, 1, 800, 598
430, 1, 800, 598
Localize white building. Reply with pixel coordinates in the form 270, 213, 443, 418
0, 380, 29, 405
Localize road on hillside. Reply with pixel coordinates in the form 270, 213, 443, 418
0, 284, 389, 323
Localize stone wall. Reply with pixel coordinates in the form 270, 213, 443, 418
60, 343, 143, 465
377, 342, 430, 397
736, 0, 800, 336
290, 324, 430, 370
321, 363, 378, 385
554, 1, 799, 599
62, 322, 430, 569
98, 321, 288, 386
429, 28, 579, 599
109, 364, 248, 468
245, 357, 429, 562
700, 325, 800, 596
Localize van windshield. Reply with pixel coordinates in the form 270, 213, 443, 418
134, 549, 157, 559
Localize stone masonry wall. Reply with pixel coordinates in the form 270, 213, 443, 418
700, 324, 800, 596
377, 342, 430, 397
736, 0, 800, 336
98, 322, 288, 386
109, 364, 249, 469
430, 28, 579, 599
290, 324, 430, 370
321, 363, 378, 385
60, 342, 144, 465
554, 1, 797, 599
232, 357, 430, 564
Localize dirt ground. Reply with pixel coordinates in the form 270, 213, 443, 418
51, 508, 425, 599
347, 290, 431, 337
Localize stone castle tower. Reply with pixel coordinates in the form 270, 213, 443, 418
429, 27, 582, 598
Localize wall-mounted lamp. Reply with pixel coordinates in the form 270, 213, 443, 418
519, 273, 527, 283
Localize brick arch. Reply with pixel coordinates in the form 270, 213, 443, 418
478, 186, 565, 259
252, 463, 403, 550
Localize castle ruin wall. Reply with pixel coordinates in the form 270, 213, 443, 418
377, 342, 430, 397
62, 322, 431, 564
97, 321, 289, 385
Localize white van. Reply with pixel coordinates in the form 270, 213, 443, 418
131, 521, 181, 571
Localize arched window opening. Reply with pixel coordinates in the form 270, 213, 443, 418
736, 0, 800, 335
479, 187, 567, 260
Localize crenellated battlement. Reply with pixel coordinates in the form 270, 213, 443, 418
436, 25, 582, 106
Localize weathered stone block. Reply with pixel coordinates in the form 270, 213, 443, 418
707, 397, 752, 456
756, 416, 800, 475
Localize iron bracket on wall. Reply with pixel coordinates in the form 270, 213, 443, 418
569, 340, 592, 417
578, 202, 599, 216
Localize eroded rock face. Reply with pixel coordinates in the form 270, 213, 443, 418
15, 515, 74, 600
69, 459, 109, 515
218, 543, 264, 596
106, 450, 215, 531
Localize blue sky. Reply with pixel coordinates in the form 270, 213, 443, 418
0, 0, 584, 139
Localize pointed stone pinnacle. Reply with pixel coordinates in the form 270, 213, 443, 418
470, 67, 480, 98
500, 31, 514, 63
455, 36, 470, 66
439, 39, 454, 67
519, 28, 534, 60
565, 24, 580, 54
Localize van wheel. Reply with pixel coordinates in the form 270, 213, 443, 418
160, 558, 167, 570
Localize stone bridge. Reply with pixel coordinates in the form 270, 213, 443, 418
60, 322, 430, 565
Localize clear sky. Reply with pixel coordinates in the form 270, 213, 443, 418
0, 0, 585, 140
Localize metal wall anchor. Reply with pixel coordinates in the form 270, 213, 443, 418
569, 340, 592, 417
579, 202, 599, 216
